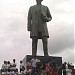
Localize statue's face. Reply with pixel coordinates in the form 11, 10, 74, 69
36, 0, 42, 4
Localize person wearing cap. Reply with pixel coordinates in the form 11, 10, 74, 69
27, 0, 52, 56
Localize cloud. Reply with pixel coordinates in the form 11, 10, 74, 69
48, 22, 74, 54
59, 48, 74, 64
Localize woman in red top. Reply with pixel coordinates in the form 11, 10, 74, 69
46, 62, 53, 75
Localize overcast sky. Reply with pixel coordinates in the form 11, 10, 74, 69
0, 0, 75, 69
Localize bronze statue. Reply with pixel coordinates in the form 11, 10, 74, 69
27, 0, 52, 56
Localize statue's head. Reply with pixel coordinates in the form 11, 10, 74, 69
36, 0, 43, 4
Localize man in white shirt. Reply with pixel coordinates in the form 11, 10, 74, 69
66, 63, 72, 75
10, 59, 18, 74
31, 56, 40, 75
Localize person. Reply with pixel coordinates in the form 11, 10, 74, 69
71, 66, 75, 75
31, 56, 39, 75
40, 63, 46, 75
66, 63, 72, 75
46, 61, 52, 75
1, 61, 7, 74
20, 61, 25, 74
7, 61, 11, 74
27, 0, 52, 56
62, 62, 66, 75
10, 59, 18, 74
20, 61, 22, 73
53, 64, 58, 75
36, 61, 41, 75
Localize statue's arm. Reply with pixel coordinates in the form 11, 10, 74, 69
46, 7, 52, 22
27, 7, 32, 31
41, 7, 52, 22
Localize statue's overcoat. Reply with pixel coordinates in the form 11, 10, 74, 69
27, 4, 52, 38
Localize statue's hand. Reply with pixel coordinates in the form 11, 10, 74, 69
43, 16, 50, 22
27, 27, 31, 31
41, 14, 49, 22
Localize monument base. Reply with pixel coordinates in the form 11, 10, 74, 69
23, 55, 62, 64
23, 55, 62, 75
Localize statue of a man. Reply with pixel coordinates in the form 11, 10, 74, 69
27, 0, 52, 56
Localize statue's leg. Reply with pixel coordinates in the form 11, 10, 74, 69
32, 37, 38, 56
42, 37, 48, 56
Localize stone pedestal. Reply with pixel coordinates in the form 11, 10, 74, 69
23, 55, 62, 75
23, 55, 62, 64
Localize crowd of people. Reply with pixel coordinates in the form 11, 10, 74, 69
0, 59, 18, 75
0, 57, 75, 75
24, 56, 61, 75
23, 56, 75, 75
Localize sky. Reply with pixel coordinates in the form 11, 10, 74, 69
0, 0, 75, 69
